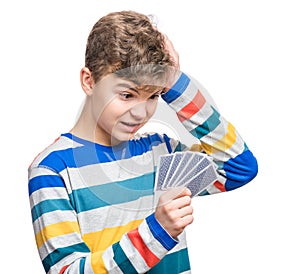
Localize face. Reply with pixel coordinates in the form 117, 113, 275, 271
89, 74, 163, 146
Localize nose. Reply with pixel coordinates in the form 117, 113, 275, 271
129, 101, 148, 120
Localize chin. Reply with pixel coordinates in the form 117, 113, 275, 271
111, 133, 134, 145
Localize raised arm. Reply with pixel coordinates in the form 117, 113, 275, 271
161, 72, 258, 195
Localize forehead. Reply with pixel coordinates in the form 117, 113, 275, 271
135, 84, 164, 94
100, 74, 164, 94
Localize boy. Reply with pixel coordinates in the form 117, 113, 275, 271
28, 10, 258, 274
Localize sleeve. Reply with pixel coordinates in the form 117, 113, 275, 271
28, 166, 177, 274
161, 72, 258, 195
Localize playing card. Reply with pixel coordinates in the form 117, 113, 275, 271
163, 152, 184, 188
172, 152, 206, 187
174, 156, 211, 186
165, 151, 194, 188
155, 151, 218, 198
155, 154, 174, 191
184, 164, 218, 197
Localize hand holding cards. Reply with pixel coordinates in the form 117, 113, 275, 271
155, 151, 218, 197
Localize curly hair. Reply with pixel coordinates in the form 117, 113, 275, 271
85, 10, 174, 86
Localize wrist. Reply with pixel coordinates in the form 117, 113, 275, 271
146, 213, 178, 250
161, 72, 190, 104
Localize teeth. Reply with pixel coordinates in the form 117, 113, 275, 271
124, 122, 138, 126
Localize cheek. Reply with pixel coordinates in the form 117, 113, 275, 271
97, 99, 128, 124
146, 100, 158, 116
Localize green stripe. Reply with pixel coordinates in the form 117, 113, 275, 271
79, 257, 86, 273
191, 106, 221, 139
112, 242, 138, 274
31, 198, 73, 222
42, 243, 90, 272
71, 172, 155, 213
148, 248, 191, 273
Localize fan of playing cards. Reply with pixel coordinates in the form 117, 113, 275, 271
155, 151, 218, 197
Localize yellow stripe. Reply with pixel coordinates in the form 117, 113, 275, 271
83, 219, 143, 252
35, 221, 80, 248
85, 219, 143, 274
91, 250, 108, 274
202, 122, 237, 155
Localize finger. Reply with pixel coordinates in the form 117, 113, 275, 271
178, 214, 194, 228
178, 205, 193, 218
159, 186, 186, 203
174, 187, 191, 198
163, 34, 180, 68
171, 195, 192, 210
158, 187, 192, 208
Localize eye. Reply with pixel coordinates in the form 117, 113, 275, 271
149, 94, 160, 100
119, 92, 134, 100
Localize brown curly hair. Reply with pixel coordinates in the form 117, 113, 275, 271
85, 10, 174, 86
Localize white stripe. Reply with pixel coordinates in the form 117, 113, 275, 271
102, 246, 123, 274
168, 80, 199, 111
28, 166, 58, 180
29, 187, 69, 209
38, 232, 84, 260
66, 254, 94, 274
33, 210, 76, 235
78, 197, 153, 234
82, 255, 94, 274
61, 150, 156, 190
152, 141, 171, 165
180, 101, 214, 131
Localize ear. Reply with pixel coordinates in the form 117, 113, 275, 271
80, 67, 94, 96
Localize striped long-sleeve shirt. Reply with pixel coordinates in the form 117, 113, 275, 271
28, 72, 258, 274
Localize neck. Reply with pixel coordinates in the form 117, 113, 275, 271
71, 100, 121, 146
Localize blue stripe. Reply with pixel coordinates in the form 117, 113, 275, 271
40, 133, 166, 172
39, 147, 102, 172
31, 199, 73, 222
42, 243, 89, 273
28, 175, 65, 196
190, 106, 221, 139
224, 149, 258, 191
148, 248, 191, 273
71, 172, 155, 213
146, 213, 178, 250
112, 242, 138, 274
79, 257, 86, 274
162, 134, 173, 153
162, 72, 190, 104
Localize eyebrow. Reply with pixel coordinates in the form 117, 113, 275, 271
115, 81, 165, 96
115, 83, 139, 94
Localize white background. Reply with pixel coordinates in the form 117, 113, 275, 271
1, 0, 299, 273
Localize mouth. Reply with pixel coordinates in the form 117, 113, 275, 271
120, 121, 143, 132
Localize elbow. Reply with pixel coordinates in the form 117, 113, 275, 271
223, 149, 258, 191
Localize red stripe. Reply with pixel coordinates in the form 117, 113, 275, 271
177, 91, 206, 122
59, 265, 69, 274
213, 181, 226, 192
127, 228, 160, 267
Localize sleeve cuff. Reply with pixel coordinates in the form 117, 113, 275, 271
161, 72, 190, 104
145, 213, 178, 251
